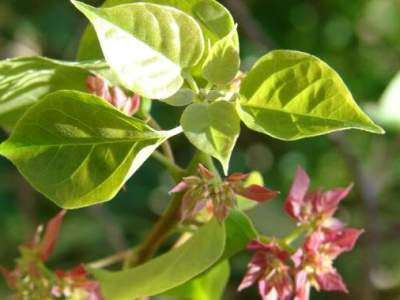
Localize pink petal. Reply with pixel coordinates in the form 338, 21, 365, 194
237, 185, 279, 202
110, 87, 127, 109
315, 269, 348, 293
284, 167, 310, 220
238, 265, 262, 291
294, 270, 311, 300
324, 228, 364, 257
127, 94, 141, 116
317, 185, 352, 216
39, 210, 66, 261
247, 240, 270, 251
169, 181, 189, 194
303, 231, 323, 255
291, 249, 304, 268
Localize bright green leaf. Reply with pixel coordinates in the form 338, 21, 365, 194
236, 171, 264, 211
222, 209, 258, 259
165, 261, 230, 300
202, 27, 240, 85
0, 90, 181, 209
72, 0, 205, 99
0, 56, 109, 130
366, 71, 400, 131
93, 218, 225, 300
238, 50, 384, 140
181, 101, 240, 174
76, 0, 237, 72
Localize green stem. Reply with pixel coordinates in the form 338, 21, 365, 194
88, 249, 134, 269
151, 151, 184, 182
282, 225, 309, 245
124, 192, 183, 268
183, 73, 200, 94
147, 116, 176, 164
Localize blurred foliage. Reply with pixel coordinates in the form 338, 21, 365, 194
1, 0, 400, 299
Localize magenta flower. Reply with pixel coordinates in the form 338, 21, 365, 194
292, 228, 363, 299
239, 240, 294, 300
86, 76, 140, 116
170, 164, 278, 222
284, 166, 352, 229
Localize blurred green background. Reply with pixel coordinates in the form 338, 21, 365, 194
1, 0, 400, 299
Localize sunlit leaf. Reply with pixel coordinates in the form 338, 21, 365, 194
0, 56, 109, 130
0, 90, 181, 209
202, 27, 240, 85
92, 218, 225, 300
238, 50, 384, 140
181, 101, 240, 174
72, 0, 205, 99
76, 0, 238, 74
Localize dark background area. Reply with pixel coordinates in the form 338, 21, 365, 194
1, 0, 400, 299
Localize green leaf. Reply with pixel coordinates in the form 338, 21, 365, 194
0, 90, 181, 209
165, 261, 230, 300
366, 71, 400, 131
93, 218, 225, 300
238, 50, 384, 140
76, 0, 237, 69
236, 171, 264, 211
202, 27, 240, 85
72, 0, 205, 99
222, 209, 258, 259
162, 88, 196, 107
181, 101, 240, 174
0, 56, 109, 130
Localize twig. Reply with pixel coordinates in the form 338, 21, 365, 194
88, 249, 133, 269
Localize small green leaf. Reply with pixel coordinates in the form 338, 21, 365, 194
162, 88, 196, 107
366, 71, 400, 131
76, 0, 237, 71
93, 218, 225, 300
222, 209, 258, 259
0, 91, 181, 209
181, 101, 240, 174
237, 171, 264, 211
165, 261, 230, 300
238, 50, 384, 140
0, 56, 108, 130
202, 27, 240, 85
72, 0, 205, 99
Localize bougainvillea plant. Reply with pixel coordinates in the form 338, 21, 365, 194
0, 0, 384, 299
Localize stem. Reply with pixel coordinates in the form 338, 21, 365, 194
151, 151, 184, 182
88, 249, 133, 269
147, 116, 176, 164
124, 193, 183, 268
282, 225, 308, 245
183, 73, 200, 94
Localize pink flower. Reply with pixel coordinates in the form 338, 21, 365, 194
53, 265, 104, 300
86, 76, 140, 116
292, 228, 363, 299
170, 165, 278, 222
284, 166, 352, 229
239, 240, 293, 300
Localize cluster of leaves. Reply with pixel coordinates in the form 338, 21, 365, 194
0, 0, 384, 299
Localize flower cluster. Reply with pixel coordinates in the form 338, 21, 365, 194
239, 167, 363, 300
170, 164, 278, 222
0, 211, 104, 300
86, 75, 140, 116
